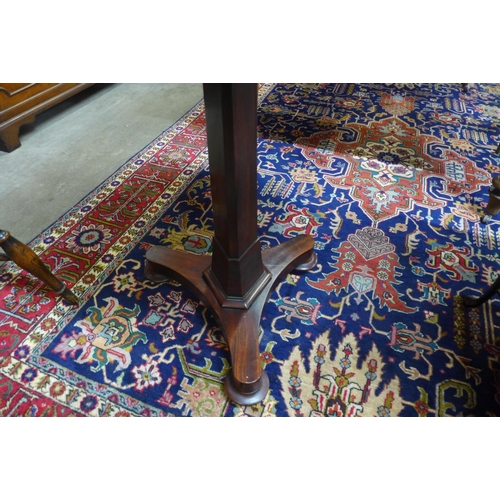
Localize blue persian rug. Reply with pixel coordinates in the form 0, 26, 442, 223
1, 83, 500, 416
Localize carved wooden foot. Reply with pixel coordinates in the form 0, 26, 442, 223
0, 113, 36, 153
0, 229, 79, 306
0, 125, 22, 152
145, 234, 317, 405
481, 177, 500, 224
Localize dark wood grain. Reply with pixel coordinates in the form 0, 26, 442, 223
145, 84, 317, 405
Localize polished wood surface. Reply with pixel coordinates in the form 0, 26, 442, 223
0, 229, 79, 306
145, 83, 317, 404
0, 83, 93, 152
204, 83, 269, 306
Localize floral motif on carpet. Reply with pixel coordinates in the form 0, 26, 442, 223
1, 83, 500, 416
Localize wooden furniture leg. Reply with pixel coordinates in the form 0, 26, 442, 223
145, 83, 317, 405
481, 177, 500, 224
0, 83, 94, 153
463, 274, 500, 307
0, 122, 26, 152
0, 229, 79, 306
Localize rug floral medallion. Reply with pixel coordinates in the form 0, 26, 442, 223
2, 83, 500, 416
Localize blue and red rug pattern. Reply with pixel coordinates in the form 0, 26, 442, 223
1, 83, 500, 416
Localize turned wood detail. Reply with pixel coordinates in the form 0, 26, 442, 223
0, 229, 79, 306
145, 83, 318, 405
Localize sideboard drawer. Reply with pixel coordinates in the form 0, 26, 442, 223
0, 83, 59, 114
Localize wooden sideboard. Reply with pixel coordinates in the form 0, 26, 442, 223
0, 83, 93, 152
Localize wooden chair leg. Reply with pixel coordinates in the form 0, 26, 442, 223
481, 177, 500, 224
0, 229, 79, 306
463, 274, 500, 308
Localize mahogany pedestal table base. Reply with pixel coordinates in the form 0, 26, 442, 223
145, 235, 317, 405
144, 83, 318, 405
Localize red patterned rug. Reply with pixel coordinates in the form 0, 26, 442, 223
2, 83, 500, 417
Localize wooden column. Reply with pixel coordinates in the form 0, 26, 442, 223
145, 83, 317, 405
203, 84, 271, 308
